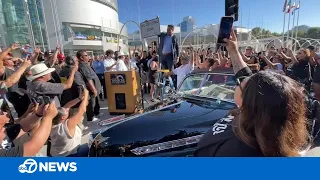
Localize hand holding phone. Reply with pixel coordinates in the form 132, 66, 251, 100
43, 96, 51, 105
217, 16, 234, 46
37, 96, 44, 105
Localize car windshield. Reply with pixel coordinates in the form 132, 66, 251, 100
178, 73, 236, 102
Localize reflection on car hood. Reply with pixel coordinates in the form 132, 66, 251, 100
95, 99, 237, 149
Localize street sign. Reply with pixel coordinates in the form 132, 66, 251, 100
140, 17, 161, 39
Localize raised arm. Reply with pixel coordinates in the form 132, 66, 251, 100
48, 46, 60, 67
67, 88, 89, 136
63, 89, 83, 109
23, 102, 58, 157
260, 55, 277, 69
4, 58, 31, 88
239, 48, 250, 62
285, 49, 298, 64
224, 29, 248, 74
0, 44, 19, 69
31, 47, 41, 65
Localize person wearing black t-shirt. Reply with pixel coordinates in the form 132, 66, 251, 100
137, 51, 150, 93
286, 48, 315, 92
194, 30, 309, 157
60, 56, 86, 107
308, 46, 320, 100
0, 102, 58, 157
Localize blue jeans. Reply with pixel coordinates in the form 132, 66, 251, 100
161, 54, 174, 70
67, 144, 89, 157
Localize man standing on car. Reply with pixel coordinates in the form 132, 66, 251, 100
159, 25, 179, 70
77, 50, 102, 122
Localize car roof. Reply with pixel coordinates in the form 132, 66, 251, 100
190, 67, 234, 75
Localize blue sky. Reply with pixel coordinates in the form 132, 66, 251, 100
118, 0, 320, 33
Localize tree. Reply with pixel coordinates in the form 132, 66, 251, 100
306, 27, 320, 39
251, 27, 261, 38
272, 32, 281, 37
296, 30, 306, 38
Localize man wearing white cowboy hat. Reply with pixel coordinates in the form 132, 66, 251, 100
26, 61, 78, 107
116, 52, 128, 71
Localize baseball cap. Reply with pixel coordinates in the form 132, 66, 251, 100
44, 50, 54, 57
57, 54, 65, 61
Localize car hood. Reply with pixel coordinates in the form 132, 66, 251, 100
94, 98, 237, 149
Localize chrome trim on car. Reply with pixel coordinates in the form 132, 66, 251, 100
130, 134, 204, 156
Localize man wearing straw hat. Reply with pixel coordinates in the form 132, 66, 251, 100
26, 61, 78, 107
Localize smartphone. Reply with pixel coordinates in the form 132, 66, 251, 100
217, 16, 234, 45
31, 98, 37, 105
43, 96, 51, 105
11, 48, 22, 59
37, 96, 44, 105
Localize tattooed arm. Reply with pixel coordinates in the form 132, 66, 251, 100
224, 30, 248, 74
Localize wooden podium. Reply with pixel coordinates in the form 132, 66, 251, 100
105, 70, 142, 115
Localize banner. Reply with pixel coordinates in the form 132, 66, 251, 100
1, 158, 319, 180
74, 33, 102, 41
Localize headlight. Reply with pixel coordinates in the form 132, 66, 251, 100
131, 134, 203, 156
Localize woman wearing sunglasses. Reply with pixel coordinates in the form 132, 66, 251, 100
194, 30, 310, 157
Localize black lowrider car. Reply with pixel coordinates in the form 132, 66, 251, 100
89, 68, 238, 157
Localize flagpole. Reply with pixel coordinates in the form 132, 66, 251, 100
291, 4, 296, 40
287, 9, 291, 48
282, 12, 286, 42
294, 3, 300, 51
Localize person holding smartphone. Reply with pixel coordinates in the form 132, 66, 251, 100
0, 102, 58, 157
194, 28, 310, 157
50, 88, 89, 157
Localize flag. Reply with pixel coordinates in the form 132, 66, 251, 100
296, 1, 300, 10
283, 0, 288, 12
291, 2, 300, 14
287, 1, 295, 13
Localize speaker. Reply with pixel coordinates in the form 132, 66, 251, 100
105, 70, 142, 115
115, 93, 126, 110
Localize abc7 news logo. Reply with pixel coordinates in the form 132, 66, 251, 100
18, 159, 37, 174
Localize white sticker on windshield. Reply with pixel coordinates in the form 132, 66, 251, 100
217, 93, 227, 100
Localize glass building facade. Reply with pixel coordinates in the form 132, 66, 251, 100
0, 0, 47, 48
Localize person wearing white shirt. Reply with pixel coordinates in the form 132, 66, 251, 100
104, 50, 117, 71
129, 54, 139, 72
116, 52, 129, 71
166, 54, 194, 87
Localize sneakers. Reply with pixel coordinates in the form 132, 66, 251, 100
92, 117, 100, 122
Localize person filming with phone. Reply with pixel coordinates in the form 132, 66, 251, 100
195, 17, 311, 157
0, 101, 58, 157
50, 87, 90, 157
26, 58, 78, 107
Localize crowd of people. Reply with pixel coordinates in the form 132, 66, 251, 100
0, 24, 320, 157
